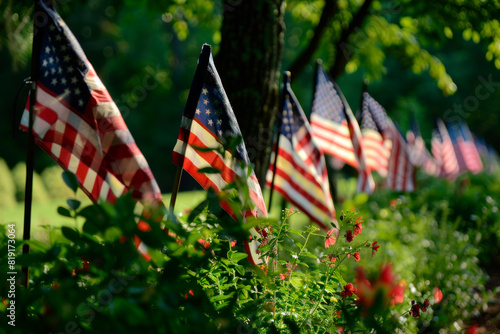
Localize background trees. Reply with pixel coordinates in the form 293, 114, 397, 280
2, 0, 500, 192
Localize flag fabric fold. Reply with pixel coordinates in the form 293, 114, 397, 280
267, 73, 337, 230
432, 119, 459, 180
20, 1, 162, 204
359, 92, 392, 178
406, 117, 439, 176
310, 66, 357, 168
172, 45, 267, 265
310, 64, 374, 193
457, 122, 483, 174
387, 123, 417, 192
360, 93, 415, 191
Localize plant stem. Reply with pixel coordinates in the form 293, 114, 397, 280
299, 254, 348, 328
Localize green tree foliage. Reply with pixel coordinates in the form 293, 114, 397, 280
2, 0, 500, 191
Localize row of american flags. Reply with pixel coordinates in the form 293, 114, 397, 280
22, 1, 499, 263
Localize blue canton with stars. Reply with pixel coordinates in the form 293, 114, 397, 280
432, 121, 444, 143
360, 93, 390, 133
191, 60, 248, 163
281, 88, 308, 143
410, 115, 421, 137
37, 2, 90, 114
311, 68, 346, 123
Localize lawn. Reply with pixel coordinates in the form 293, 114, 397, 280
0, 186, 317, 245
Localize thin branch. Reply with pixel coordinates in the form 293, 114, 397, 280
329, 0, 374, 80
288, 0, 338, 82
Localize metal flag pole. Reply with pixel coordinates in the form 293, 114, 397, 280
22, 0, 43, 288
267, 71, 289, 213
169, 44, 211, 214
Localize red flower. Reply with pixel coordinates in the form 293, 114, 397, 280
137, 220, 150, 232
230, 240, 237, 247
409, 302, 420, 317
341, 283, 357, 298
466, 324, 478, 334
422, 298, 430, 312
184, 289, 194, 299
325, 228, 337, 249
434, 287, 443, 303
391, 282, 405, 306
345, 230, 354, 243
355, 264, 405, 310
336, 310, 341, 318
280, 273, 286, 280
371, 241, 380, 257
353, 217, 363, 236
198, 238, 210, 249
1, 297, 8, 306
353, 223, 362, 236
353, 252, 360, 262
81, 257, 90, 272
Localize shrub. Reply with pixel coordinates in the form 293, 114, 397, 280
41, 165, 79, 200
11, 162, 50, 204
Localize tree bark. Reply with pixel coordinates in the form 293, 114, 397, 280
329, 0, 373, 80
289, 0, 338, 82
216, 0, 285, 189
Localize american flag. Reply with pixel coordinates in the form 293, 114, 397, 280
386, 123, 416, 192
447, 123, 468, 175
457, 122, 483, 174
20, 1, 162, 205
172, 45, 267, 265
310, 65, 374, 193
359, 93, 391, 178
431, 119, 459, 180
267, 73, 336, 230
310, 65, 357, 168
406, 117, 439, 176
474, 136, 494, 172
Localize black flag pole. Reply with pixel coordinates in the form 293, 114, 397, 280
22, 0, 43, 288
267, 71, 289, 213
169, 44, 211, 214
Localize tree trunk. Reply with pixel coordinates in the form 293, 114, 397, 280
216, 0, 285, 189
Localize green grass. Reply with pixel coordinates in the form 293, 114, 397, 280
0, 187, 319, 245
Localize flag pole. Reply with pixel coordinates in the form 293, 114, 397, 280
22, 0, 42, 288
168, 166, 183, 215
169, 44, 212, 214
267, 71, 289, 213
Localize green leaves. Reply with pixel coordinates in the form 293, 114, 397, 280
62, 171, 79, 193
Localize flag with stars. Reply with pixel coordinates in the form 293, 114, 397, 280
359, 92, 392, 177
457, 121, 483, 174
447, 122, 468, 175
20, 1, 162, 205
310, 64, 374, 193
360, 93, 415, 191
310, 65, 357, 168
431, 119, 459, 180
406, 116, 439, 176
386, 122, 416, 192
266, 73, 336, 230
172, 45, 267, 265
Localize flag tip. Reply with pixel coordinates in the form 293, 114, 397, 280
283, 71, 291, 85
201, 44, 212, 55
